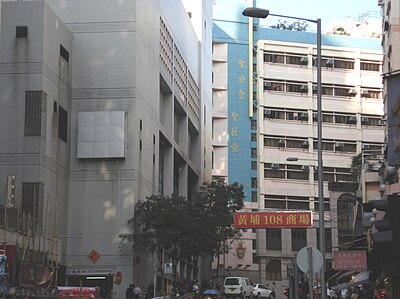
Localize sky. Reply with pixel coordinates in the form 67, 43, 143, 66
254, 0, 381, 33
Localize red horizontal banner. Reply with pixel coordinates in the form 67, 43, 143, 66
234, 211, 313, 228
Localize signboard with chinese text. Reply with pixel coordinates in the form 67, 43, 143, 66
333, 251, 367, 271
233, 211, 313, 228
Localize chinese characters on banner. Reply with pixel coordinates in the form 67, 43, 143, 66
230, 58, 247, 153
233, 211, 313, 228
333, 251, 367, 271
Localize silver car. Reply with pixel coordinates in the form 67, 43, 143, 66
251, 284, 275, 299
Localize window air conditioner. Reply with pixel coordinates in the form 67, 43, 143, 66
301, 165, 310, 172
335, 142, 345, 150
379, 120, 386, 126
264, 109, 272, 118
361, 89, 370, 97
293, 112, 299, 120
326, 58, 334, 67
347, 116, 357, 124
381, 115, 387, 121
264, 81, 272, 90
361, 117, 369, 125
300, 56, 308, 65
278, 139, 285, 146
348, 88, 357, 96
300, 84, 308, 93
313, 112, 318, 121
300, 112, 308, 121
302, 141, 309, 148
271, 163, 280, 170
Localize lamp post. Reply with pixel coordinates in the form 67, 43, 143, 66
243, 7, 326, 299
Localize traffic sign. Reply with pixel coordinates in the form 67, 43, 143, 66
296, 246, 323, 274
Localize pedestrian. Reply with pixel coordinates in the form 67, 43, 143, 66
133, 285, 142, 299
126, 284, 134, 299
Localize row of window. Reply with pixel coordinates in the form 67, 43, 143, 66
264, 108, 383, 127
264, 163, 354, 183
263, 79, 381, 99
263, 51, 381, 72
264, 136, 384, 153
264, 227, 333, 252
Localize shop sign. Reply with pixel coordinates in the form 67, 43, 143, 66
234, 211, 313, 228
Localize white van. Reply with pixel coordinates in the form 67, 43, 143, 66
223, 276, 252, 299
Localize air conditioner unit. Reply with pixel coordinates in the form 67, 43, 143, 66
300, 56, 308, 65
271, 163, 280, 170
362, 144, 371, 150
300, 84, 308, 93
361, 117, 369, 125
301, 165, 310, 172
381, 115, 387, 121
312, 85, 318, 94
335, 142, 345, 150
300, 112, 309, 121
264, 81, 272, 90
302, 141, 309, 148
348, 88, 357, 96
361, 89, 370, 97
347, 116, 357, 124
379, 120, 386, 126
293, 112, 299, 120
313, 112, 318, 121
278, 139, 285, 146
326, 58, 334, 67
264, 109, 272, 118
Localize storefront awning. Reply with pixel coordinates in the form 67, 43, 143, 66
334, 271, 371, 290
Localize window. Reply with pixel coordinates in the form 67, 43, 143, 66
251, 119, 257, 130
251, 161, 257, 170
22, 182, 44, 220
251, 148, 257, 158
317, 228, 332, 252
24, 91, 47, 137
266, 228, 282, 250
60, 44, 69, 62
361, 61, 380, 72
251, 133, 257, 142
251, 178, 257, 188
266, 258, 282, 281
251, 191, 257, 202
292, 228, 307, 251
58, 106, 68, 143
16, 26, 28, 38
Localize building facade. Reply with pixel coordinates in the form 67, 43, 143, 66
212, 0, 384, 293
0, 0, 212, 298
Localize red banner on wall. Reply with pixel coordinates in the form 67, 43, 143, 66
333, 251, 367, 271
234, 211, 313, 228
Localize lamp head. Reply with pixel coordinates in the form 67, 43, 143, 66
242, 7, 270, 19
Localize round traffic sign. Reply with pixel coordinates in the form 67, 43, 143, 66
296, 246, 323, 274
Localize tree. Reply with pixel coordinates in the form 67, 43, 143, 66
118, 194, 201, 294
193, 179, 246, 277
271, 20, 308, 31
118, 179, 245, 292
350, 153, 362, 183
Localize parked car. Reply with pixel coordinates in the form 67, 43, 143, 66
251, 284, 275, 299
201, 289, 221, 299
223, 277, 252, 299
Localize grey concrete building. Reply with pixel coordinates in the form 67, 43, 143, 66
0, 1, 212, 298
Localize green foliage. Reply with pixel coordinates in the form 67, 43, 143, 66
270, 20, 309, 31
193, 179, 245, 258
350, 153, 362, 183
118, 179, 245, 284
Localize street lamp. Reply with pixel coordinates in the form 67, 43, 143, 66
243, 7, 326, 299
